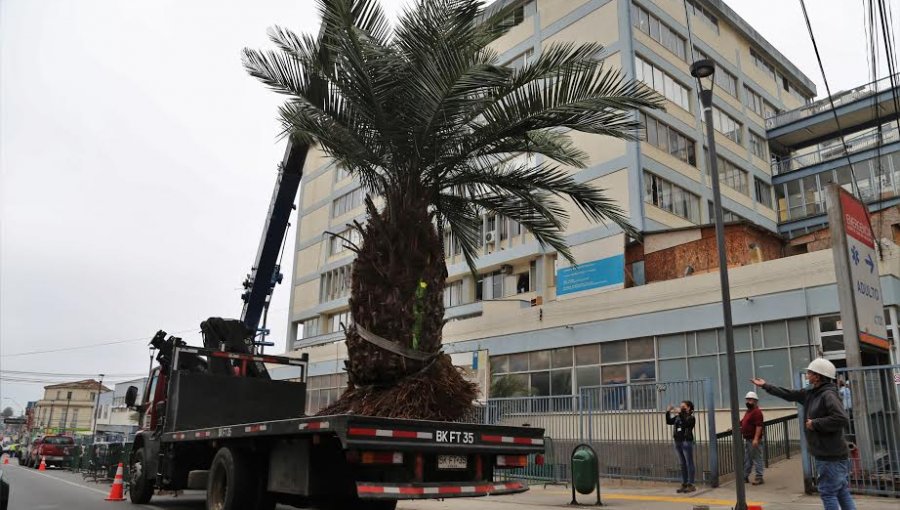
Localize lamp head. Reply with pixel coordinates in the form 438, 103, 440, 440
690, 59, 716, 79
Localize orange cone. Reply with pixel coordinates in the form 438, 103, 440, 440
105, 463, 126, 501
2, 456, 8, 465
38, 456, 47, 471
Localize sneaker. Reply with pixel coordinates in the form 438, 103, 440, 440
752, 477, 764, 485
676, 484, 687, 493
685, 484, 697, 493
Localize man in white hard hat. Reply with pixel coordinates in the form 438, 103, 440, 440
740, 391, 764, 485
751, 358, 855, 510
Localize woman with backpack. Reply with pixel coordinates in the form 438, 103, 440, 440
666, 400, 697, 493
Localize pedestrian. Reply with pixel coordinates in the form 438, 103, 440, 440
741, 391, 764, 485
838, 379, 853, 427
666, 400, 696, 493
751, 358, 855, 510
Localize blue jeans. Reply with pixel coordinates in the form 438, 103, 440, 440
815, 458, 856, 510
743, 438, 763, 478
674, 441, 695, 485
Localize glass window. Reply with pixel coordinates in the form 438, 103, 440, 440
754, 349, 792, 396
529, 350, 550, 370
763, 321, 789, 347
629, 361, 656, 381
576, 366, 601, 390
552, 347, 573, 367
530, 372, 550, 396
697, 329, 718, 355
657, 334, 685, 358
688, 356, 718, 385
491, 355, 509, 374
788, 319, 810, 345
602, 365, 627, 385
659, 359, 687, 382
755, 178, 774, 209
551, 369, 573, 395
601, 341, 627, 363
575, 344, 599, 365
628, 338, 654, 360
509, 352, 529, 372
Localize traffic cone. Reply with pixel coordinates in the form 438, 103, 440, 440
2, 455, 8, 465
105, 463, 126, 501
38, 456, 47, 471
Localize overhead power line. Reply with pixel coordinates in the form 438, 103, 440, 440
798, 0, 864, 198
0, 328, 197, 358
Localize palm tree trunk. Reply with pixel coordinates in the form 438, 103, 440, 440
318, 194, 477, 420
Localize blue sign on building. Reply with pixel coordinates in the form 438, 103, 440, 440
556, 254, 625, 296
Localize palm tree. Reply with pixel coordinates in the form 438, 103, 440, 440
244, 0, 662, 420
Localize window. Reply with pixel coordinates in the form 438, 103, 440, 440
443, 229, 462, 258
694, 47, 736, 97
329, 228, 361, 256
491, 270, 505, 299
475, 275, 484, 301
67, 391, 72, 400
749, 131, 767, 160
709, 201, 745, 222
639, 112, 696, 165
631, 3, 686, 60
705, 151, 750, 195
643, 171, 701, 222
329, 310, 350, 333
744, 86, 764, 117
443, 279, 464, 308
750, 48, 776, 81
306, 373, 349, 415
332, 188, 364, 217
710, 106, 742, 144
685, 0, 719, 33
634, 56, 690, 110
501, 0, 535, 28
300, 317, 320, 339
319, 264, 352, 302
89, 392, 95, 401
70, 408, 79, 427
516, 272, 530, 294
818, 315, 845, 353
755, 178, 774, 209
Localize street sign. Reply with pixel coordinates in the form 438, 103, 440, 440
2, 418, 25, 425
836, 188, 889, 348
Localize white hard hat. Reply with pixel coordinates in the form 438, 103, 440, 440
806, 358, 837, 380
745, 391, 759, 400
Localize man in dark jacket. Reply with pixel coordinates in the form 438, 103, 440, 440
751, 358, 855, 510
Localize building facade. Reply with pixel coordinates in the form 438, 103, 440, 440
94, 378, 146, 441
31, 379, 109, 436
285, 0, 900, 413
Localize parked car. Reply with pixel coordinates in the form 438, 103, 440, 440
28, 436, 74, 468
20, 439, 38, 467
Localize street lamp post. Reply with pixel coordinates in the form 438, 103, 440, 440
91, 374, 104, 441
690, 58, 747, 510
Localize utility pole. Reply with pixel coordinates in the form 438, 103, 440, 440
62, 393, 72, 436
91, 375, 104, 441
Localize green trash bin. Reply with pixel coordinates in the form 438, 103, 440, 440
570, 444, 602, 506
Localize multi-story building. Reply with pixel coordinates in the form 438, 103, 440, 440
286, 0, 900, 413
94, 378, 146, 441
31, 379, 110, 436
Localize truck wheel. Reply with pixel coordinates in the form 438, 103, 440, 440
207, 447, 254, 510
129, 447, 154, 504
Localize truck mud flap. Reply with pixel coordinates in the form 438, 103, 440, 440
356, 481, 527, 499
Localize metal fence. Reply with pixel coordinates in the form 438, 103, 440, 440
483, 379, 726, 486
801, 364, 900, 497
715, 413, 802, 479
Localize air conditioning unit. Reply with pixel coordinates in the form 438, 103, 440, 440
500, 264, 514, 275
484, 231, 497, 244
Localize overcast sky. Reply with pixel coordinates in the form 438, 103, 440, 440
0, 0, 894, 414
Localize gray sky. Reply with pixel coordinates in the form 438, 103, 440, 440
0, 0, 893, 414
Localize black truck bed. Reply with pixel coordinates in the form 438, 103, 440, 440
162, 413, 545, 455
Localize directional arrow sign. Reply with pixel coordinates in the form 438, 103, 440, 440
832, 187, 888, 349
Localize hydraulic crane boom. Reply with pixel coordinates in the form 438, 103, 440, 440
240, 140, 309, 343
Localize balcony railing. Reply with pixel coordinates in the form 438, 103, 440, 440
772, 126, 900, 175
766, 73, 900, 130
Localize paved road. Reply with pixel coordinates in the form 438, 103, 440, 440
3, 460, 898, 510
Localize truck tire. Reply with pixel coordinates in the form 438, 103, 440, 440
206, 447, 255, 510
129, 447, 154, 504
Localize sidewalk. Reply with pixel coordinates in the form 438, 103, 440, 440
401, 458, 896, 510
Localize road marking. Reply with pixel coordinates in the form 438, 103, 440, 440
6, 465, 109, 496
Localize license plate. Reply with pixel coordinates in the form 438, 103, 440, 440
437, 455, 467, 470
